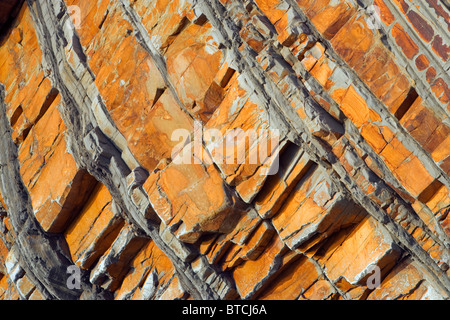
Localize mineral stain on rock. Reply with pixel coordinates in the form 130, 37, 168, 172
0, 0, 449, 300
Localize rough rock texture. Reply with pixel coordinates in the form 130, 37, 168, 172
0, 0, 449, 300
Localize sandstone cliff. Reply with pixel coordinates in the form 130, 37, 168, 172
0, 0, 449, 300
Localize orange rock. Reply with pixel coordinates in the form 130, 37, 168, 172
301, 279, 336, 300
214, 62, 238, 89
431, 35, 449, 62
205, 78, 248, 126
204, 234, 233, 265
222, 220, 275, 269
400, 97, 445, 146
65, 184, 124, 269
331, 15, 375, 68
329, 86, 348, 105
392, 23, 419, 60
145, 158, 238, 243
272, 167, 365, 250
253, 0, 286, 26
198, 234, 219, 256
309, 0, 356, 40
356, 45, 390, 85
359, 52, 411, 116
16, 275, 35, 299
13, 93, 98, 233
426, 123, 450, 162
391, 0, 409, 13
360, 124, 389, 154
373, 0, 395, 25
424, 184, 450, 217
0, 278, 20, 300
18, 96, 62, 186
415, 54, 430, 71
0, 192, 6, 211
431, 78, 450, 105
398, 281, 436, 300
220, 243, 244, 270
331, 137, 349, 160
255, 150, 313, 218
339, 85, 370, 128
206, 91, 282, 203
158, 275, 186, 300
295, 0, 315, 11
440, 214, 450, 237
334, 277, 368, 300
166, 22, 224, 122
257, 255, 320, 299
28, 288, 45, 300
393, 155, 436, 198
309, 56, 335, 88
426, 67, 437, 85
0, 238, 7, 265
88, 3, 194, 172
241, 23, 268, 53
90, 225, 149, 292
0, 6, 62, 152
328, 15, 412, 116
0, 276, 8, 300
233, 234, 285, 299
214, 209, 262, 255
0, 0, 448, 302
315, 217, 401, 285
116, 240, 175, 300
399, 97, 446, 156
379, 137, 412, 171
132, 0, 191, 51
64, 0, 110, 48
0, 6, 45, 119
301, 43, 324, 71
2, 217, 14, 240
367, 259, 435, 300
234, 133, 284, 203
29, 138, 96, 232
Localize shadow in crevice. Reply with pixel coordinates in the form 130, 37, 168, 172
0, 0, 25, 45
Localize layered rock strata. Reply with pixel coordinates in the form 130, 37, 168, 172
0, 0, 449, 300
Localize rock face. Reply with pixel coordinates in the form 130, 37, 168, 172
0, 0, 449, 300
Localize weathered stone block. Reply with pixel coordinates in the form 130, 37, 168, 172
65, 184, 124, 270
392, 23, 419, 60
145, 157, 238, 244
315, 217, 402, 285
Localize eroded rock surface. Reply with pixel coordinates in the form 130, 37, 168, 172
0, 0, 449, 300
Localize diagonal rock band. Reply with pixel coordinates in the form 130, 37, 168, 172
0, 0, 448, 300
0, 84, 111, 299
